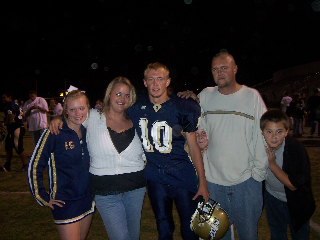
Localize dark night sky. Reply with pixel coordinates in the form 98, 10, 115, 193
4, 0, 320, 105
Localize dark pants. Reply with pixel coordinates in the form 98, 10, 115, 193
265, 190, 310, 240
5, 126, 25, 155
147, 180, 198, 240
310, 119, 320, 136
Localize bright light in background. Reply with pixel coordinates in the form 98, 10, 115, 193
59, 91, 68, 97
184, 0, 192, 4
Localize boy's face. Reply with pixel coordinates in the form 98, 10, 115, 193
262, 121, 288, 151
196, 129, 208, 151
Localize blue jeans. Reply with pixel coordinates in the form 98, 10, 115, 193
264, 190, 310, 240
207, 178, 263, 240
147, 180, 198, 240
310, 119, 320, 136
95, 187, 146, 240
292, 117, 302, 136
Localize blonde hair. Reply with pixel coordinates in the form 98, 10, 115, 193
144, 62, 170, 79
62, 90, 90, 119
102, 76, 136, 115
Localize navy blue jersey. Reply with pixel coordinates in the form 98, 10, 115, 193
3, 101, 24, 130
127, 93, 200, 192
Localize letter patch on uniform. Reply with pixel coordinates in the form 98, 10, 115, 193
65, 141, 75, 150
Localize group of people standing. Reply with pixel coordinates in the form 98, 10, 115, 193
3, 50, 315, 240
282, 88, 320, 138
1, 90, 66, 172
1, 90, 52, 172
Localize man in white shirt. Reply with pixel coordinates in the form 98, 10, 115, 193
179, 51, 268, 240
23, 90, 49, 147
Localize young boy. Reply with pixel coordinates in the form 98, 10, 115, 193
260, 110, 316, 239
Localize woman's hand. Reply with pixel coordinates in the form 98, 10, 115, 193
46, 198, 65, 210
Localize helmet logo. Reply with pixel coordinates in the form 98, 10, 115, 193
190, 201, 229, 240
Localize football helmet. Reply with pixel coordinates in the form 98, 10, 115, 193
190, 201, 229, 240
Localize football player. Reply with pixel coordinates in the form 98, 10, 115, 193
127, 62, 209, 240
1, 92, 28, 171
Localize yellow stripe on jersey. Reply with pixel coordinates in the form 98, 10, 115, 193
51, 152, 57, 200
32, 130, 50, 206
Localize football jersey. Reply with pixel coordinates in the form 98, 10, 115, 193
127, 93, 200, 192
3, 101, 24, 130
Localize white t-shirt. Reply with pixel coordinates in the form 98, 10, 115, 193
23, 97, 49, 131
53, 103, 63, 117
281, 96, 292, 112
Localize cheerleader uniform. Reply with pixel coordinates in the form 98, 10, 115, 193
28, 118, 94, 224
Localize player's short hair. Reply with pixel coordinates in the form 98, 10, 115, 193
144, 62, 170, 79
103, 76, 136, 115
62, 90, 90, 119
212, 51, 236, 65
260, 110, 290, 131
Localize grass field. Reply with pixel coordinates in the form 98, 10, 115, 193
1, 122, 320, 239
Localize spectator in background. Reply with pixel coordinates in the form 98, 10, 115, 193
52, 99, 63, 119
1, 92, 28, 172
94, 99, 103, 110
19, 100, 27, 123
300, 93, 307, 134
287, 93, 304, 137
23, 90, 49, 147
48, 99, 56, 117
280, 91, 292, 113
307, 88, 320, 137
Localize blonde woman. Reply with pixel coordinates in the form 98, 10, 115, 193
28, 90, 94, 240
